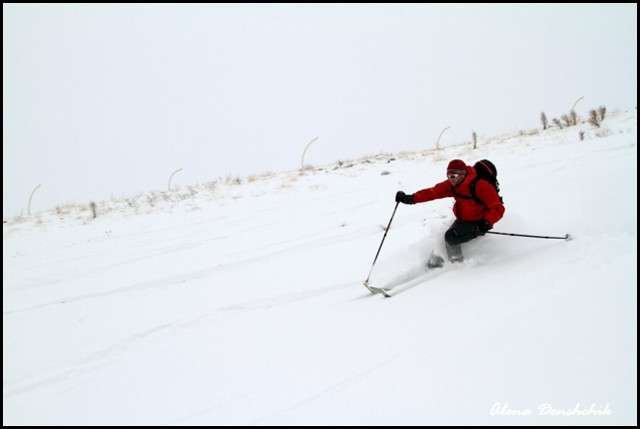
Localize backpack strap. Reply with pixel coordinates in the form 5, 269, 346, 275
469, 178, 485, 205
451, 177, 485, 205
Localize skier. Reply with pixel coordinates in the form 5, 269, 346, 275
395, 159, 505, 265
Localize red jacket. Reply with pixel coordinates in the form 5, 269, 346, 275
412, 166, 505, 226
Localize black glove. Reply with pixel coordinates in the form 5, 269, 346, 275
395, 191, 414, 205
477, 219, 492, 235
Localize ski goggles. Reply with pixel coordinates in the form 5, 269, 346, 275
447, 172, 466, 179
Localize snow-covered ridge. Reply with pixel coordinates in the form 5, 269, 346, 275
5, 107, 636, 229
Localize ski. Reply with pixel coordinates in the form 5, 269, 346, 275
364, 252, 463, 298
363, 283, 391, 298
370, 261, 461, 297
375, 270, 440, 297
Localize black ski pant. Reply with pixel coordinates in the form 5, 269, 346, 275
444, 220, 483, 246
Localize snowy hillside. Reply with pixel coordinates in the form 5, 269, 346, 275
3, 108, 637, 425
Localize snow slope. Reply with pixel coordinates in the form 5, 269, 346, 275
3, 108, 637, 425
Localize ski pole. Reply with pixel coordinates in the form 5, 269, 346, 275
363, 202, 400, 287
487, 231, 571, 240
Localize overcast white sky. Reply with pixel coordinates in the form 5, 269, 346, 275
3, 4, 637, 217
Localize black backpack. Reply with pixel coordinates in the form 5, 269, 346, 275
453, 159, 504, 205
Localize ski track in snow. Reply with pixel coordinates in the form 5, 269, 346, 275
4, 109, 637, 425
